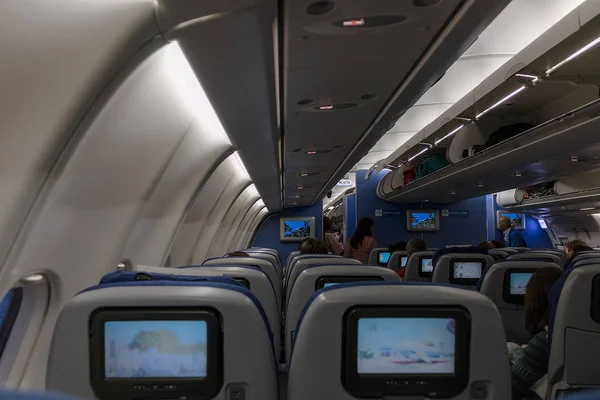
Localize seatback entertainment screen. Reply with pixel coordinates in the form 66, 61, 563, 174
450, 261, 483, 285
378, 252, 391, 266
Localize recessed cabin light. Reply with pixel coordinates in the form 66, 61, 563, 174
571, 156, 578, 162
408, 147, 428, 162
319, 105, 334, 110
546, 35, 600, 75
515, 170, 522, 177
297, 185, 304, 190
307, 151, 317, 155
434, 124, 464, 145
475, 86, 527, 120
515, 73, 538, 80
300, 172, 309, 177
478, 183, 484, 188
343, 19, 365, 27
451, 190, 456, 195
20, 273, 44, 284
580, 207, 595, 211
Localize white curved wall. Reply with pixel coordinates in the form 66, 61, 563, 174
235, 203, 267, 251
223, 188, 262, 253
241, 208, 269, 249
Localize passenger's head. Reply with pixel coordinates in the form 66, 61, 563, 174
406, 238, 427, 257
524, 267, 563, 337
323, 216, 333, 233
227, 251, 250, 257
564, 239, 593, 259
479, 241, 494, 250
300, 238, 329, 254
350, 217, 375, 249
498, 216, 512, 231
491, 240, 505, 248
388, 242, 407, 253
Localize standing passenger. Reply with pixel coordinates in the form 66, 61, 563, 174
344, 217, 377, 264
323, 216, 343, 255
499, 216, 527, 247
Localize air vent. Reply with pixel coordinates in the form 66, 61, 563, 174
307, 1, 335, 16
332, 15, 406, 29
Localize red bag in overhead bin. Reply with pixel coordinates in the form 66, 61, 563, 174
403, 166, 415, 185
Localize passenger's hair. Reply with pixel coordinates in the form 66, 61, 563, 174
323, 216, 333, 232
479, 241, 494, 250
227, 251, 250, 257
524, 267, 563, 337
300, 238, 329, 254
491, 240, 505, 248
564, 239, 593, 255
350, 217, 375, 250
406, 238, 427, 256
388, 242, 407, 253
499, 216, 513, 230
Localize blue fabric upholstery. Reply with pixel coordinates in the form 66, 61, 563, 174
432, 246, 488, 267
506, 229, 527, 247
0, 391, 83, 399
99, 271, 244, 286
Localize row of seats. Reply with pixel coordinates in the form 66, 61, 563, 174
42, 246, 600, 399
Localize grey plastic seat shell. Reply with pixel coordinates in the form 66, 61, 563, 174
387, 251, 408, 270
527, 250, 567, 266
573, 257, 600, 268
284, 254, 343, 286
507, 252, 562, 267
46, 285, 278, 400
506, 247, 530, 252
245, 250, 282, 271
548, 264, 600, 399
404, 251, 436, 282
203, 257, 282, 310
284, 266, 400, 363
489, 249, 509, 260
433, 253, 495, 288
287, 284, 510, 400
367, 247, 390, 265
479, 261, 561, 343
285, 257, 361, 306
286, 251, 300, 269
572, 252, 600, 264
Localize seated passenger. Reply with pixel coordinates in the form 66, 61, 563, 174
396, 239, 427, 279
479, 241, 495, 250
511, 267, 563, 400
564, 239, 593, 270
226, 251, 250, 257
491, 240, 506, 248
343, 217, 377, 264
323, 216, 343, 255
499, 216, 527, 247
300, 238, 329, 254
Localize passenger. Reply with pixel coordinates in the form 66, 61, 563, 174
491, 240, 506, 248
406, 238, 427, 257
344, 217, 377, 264
300, 238, 329, 254
227, 251, 250, 257
323, 216, 343, 255
332, 224, 343, 244
510, 267, 563, 400
479, 241, 494, 250
564, 239, 592, 266
499, 216, 527, 247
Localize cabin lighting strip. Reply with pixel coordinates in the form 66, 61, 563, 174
475, 86, 526, 120
434, 124, 465, 145
546, 35, 600, 75
408, 147, 429, 162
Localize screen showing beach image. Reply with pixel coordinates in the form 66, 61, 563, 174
410, 212, 436, 230
401, 257, 408, 267
453, 262, 482, 279
421, 258, 433, 273
510, 272, 533, 295
104, 321, 207, 379
283, 220, 311, 238
379, 252, 391, 264
357, 318, 455, 374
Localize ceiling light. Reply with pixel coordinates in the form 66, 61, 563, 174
343, 18, 365, 27
327, 206, 334, 210
297, 185, 303, 190
21, 273, 44, 283
451, 190, 456, 195
319, 105, 334, 110
546, 36, 600, 75
300, 172, 309, 177
475, 86, 527, 120
515, 73, 538, 80
434, 124, 465, 145
571, 156, 578, 162
307, 150, 317, 155
478, 183, 484, 188
580, 207, 595, 211
515, 170, 522, 177
408, 147, 429, 162
233, 151, 250, 179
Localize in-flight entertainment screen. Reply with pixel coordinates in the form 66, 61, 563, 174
406, 210, 440, 232
401, 256, 408, 267
282, 220, 311, 239
452, 262, 482, 280
509, 272, 533, 295
421, 258, 434, 273
378, 252, 391, 265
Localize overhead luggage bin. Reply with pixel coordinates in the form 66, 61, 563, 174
377, 3, 600, 203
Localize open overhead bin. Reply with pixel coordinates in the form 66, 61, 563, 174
377, 1, 600, 203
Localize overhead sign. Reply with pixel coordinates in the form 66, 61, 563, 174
337, 179, 353, 186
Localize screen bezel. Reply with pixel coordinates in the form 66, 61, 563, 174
89, 308, 222, 400
418, 256, 434, 278
315, 276, 384, 291
378, 251, 391, 266
279, 216, 316, 242
502, 269, 537, 304
342, 306, 470, 398
449, 259, 484, 285
406, 210, 440, 232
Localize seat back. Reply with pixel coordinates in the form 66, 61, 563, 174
285, 254, 340, 282
501, 248, 520, 254
506, 247, 530, 252
287, 282, 510, 400
479, 261, 561, 343
572, 252, 600, 264
284, 266, 400, 363
488, 249, 509, 260
367, 248, 391, 266
286, 251, 301, 269
47, 281, 278, 400
404, 251, 436, 282
244, 250, 282, 271
387, 251, 408, 270
203, 257, 281, 306
528, 249, 567, 266
433, 254, 494, 289
548, 264, 600, 399
507, 252, 562, 266
286, 257, 361, 306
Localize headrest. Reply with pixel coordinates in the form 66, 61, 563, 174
433, 254, 494, 287
388, 251, 408, 270
572, 252, 600, 264
507, 252, 562, 266
287, 282, 510, 399
47, 282, 278, 400
99, 271, 244, 287
505, 247, 530, 252
203, 256, 281, 284
367, 248, 390, 266
488, 249, 509, 260
404, 251, 436, 282
243, 251, 281, 270
548, 265, 600, 395
433, 246, 488, 266
479, 261, 561, 308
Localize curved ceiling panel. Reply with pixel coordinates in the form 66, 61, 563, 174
232, 200, 266, 251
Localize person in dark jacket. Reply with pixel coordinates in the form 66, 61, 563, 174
499, 216, 527, 247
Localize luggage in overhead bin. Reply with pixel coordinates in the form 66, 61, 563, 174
414, 154, 450, 180
469, 123, 535, 156
403, 165, 416, 185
